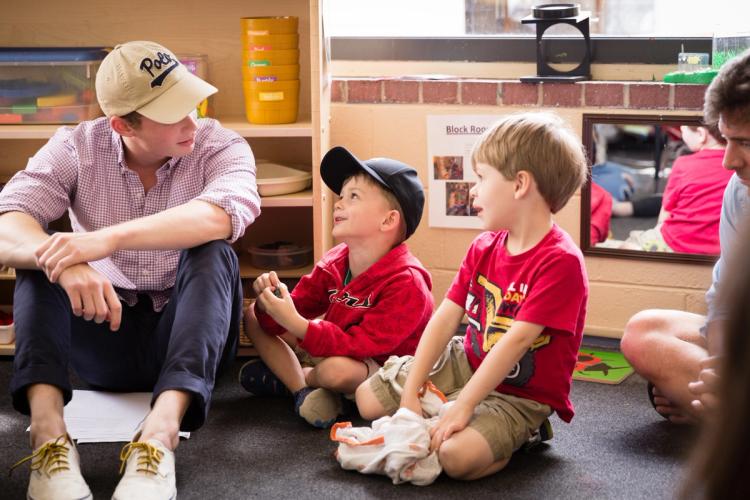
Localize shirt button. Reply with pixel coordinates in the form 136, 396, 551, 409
142, 269, 150, 276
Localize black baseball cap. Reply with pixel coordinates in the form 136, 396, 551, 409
320, 146, 425, 240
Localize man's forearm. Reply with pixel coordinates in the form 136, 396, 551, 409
105, 199, 233, 252
0, 211, 48, 269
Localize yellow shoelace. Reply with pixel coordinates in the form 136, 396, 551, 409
119, 441, 164, 476
9, 435, 71, 477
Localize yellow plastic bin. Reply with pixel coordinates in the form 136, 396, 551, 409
242, 64, 299, 82
243, 48, 299, 67
242, 80, 299, 124
242, 33, 299, 51
240, 16, 298, 36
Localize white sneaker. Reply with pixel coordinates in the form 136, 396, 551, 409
10, 434, 92, 500
112, 439, 176, 500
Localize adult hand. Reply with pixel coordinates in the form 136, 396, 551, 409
688, 355, 721, 414
57, 263, 122, 331
36, 230, 117, 283
429, 400, 473, 452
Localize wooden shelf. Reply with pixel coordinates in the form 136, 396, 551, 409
239, 253, 313, 279
0, 118, 312, 140
261, 189, 312, 207
0, 343, 14, 356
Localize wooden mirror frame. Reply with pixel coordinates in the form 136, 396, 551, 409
580, 113, 717, 264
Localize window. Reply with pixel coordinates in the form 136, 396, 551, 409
326, 0, 750, 37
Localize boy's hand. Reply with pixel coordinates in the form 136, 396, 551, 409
429, 400, 473, 452
257, 282, 308, 339
253, 271, 282, 311
399, 392, 424, 417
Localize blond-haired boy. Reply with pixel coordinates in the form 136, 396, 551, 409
356, 112, 589, 480
242, 146, 434, 428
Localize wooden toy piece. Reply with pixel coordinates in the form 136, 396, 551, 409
37, 93, 77, 107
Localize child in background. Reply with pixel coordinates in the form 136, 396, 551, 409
355, 112, 589, 480
618, 124, 729, 254
241, 146, 434, 428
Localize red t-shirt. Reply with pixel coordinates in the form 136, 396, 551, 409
661, 148, 732, 254
446, 226, 588, 422
590, 182, 613, 244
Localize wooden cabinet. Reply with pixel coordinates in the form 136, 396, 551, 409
0, 0, 332, 355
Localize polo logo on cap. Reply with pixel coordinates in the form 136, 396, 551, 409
139, 51, 180, 88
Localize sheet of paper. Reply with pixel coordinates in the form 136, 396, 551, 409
27, 390, 189, 443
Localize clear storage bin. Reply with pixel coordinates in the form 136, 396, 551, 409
0, 47, 108, 124
248, 241, 312, 269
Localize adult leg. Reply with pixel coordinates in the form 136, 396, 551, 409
621, 309, 707, 422
11, 269, 79, 447
144, 240, 242, 440
9, 269, 105, 500
112, 242, 241, 499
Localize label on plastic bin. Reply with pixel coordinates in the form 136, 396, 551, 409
254, 76, 278, 82
249, 45, 273, 51
246, 30, 270, 36
259, 91, 285, 101
249, 60, 270, 67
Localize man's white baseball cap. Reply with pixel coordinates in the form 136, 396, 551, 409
95, 41, 217, 124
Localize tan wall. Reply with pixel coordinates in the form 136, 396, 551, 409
329, 102, 714, 338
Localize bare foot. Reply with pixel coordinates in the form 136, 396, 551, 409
650, 385, 696, 425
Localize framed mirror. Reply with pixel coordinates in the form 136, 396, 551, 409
581, 113, 726, 264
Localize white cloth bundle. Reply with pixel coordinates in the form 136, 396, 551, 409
330, 382, 448, 486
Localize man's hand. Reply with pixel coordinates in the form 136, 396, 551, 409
36, 230, 118, 283
57, 263, 122, 331
688, 355, 721, 414
429, 400, 473, 452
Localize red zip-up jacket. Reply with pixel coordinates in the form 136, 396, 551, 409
255, 242, 434, 364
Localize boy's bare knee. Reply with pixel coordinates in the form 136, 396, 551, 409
354, 382, 385, 420
438, 441, 476, 479
315, 358, 366, 390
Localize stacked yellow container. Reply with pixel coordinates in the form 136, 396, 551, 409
240, 16, 300, 124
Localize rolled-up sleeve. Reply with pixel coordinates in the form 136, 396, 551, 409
194, 123, 261, 243
0, 127, 76, 226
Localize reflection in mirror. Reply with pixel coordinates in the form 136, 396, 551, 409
581, 114, 725, 263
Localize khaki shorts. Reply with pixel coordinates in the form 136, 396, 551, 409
294, 345, 380, 378
369, 336, 552, 461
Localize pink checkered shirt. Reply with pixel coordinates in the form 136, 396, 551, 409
0, 117, 260, 311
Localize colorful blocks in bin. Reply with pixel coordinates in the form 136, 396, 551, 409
0, 114, 22, 123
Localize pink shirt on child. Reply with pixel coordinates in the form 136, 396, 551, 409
660, 149, 732, 255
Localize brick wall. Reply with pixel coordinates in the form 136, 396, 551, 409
333, 78, 707, 111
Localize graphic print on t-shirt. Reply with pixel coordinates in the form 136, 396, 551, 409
465, 272, 550, 387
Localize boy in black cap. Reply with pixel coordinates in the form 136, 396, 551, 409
241, 146, 434, 428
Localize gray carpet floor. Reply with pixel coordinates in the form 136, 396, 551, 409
1, 352, 696, 499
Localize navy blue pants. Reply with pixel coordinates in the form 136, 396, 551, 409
9, 241, 241, 432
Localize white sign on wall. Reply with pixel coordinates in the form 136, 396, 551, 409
427, 114, 502, 229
